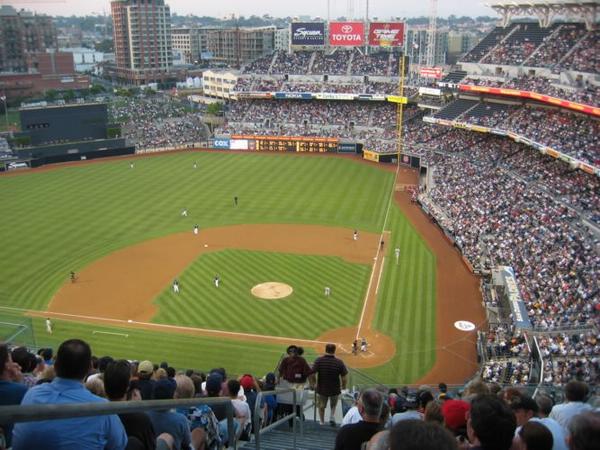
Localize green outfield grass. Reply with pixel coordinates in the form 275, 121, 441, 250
1, 152, 436, 383
153, 250, 370, 337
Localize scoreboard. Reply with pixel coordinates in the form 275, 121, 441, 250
231, 135, 338, 153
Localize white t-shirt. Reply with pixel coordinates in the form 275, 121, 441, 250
342, 406, 362, 426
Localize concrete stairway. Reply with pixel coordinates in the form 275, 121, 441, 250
238, 420, 339, 450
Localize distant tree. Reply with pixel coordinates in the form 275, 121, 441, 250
44, 89, 58, 101
90, 84, 105, 95
62, 90, 76, 101
206, 103, 223, 116
94, 39, 114, 53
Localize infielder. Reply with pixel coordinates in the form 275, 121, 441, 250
181, 208, 188, 217
214, 274, 220, 288
193, 225, 199, 235
173, 279, 180, 294
353, 230, 358, 241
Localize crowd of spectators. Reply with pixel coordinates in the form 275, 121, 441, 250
241, 49, 401, 76
233, 78, 406, 96
418, 131, 599, 333
527, 23, 588, 70
109, 95, 208, 150
2, 339, 598, 450
461, 21, 598, 75
559, 29, 600, 74
464, 75, 599, 107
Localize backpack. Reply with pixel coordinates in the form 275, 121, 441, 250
187, 404, 222, 450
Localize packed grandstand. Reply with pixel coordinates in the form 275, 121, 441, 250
2, 4, 600, 450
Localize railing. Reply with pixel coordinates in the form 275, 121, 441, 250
0, 388, 304, 450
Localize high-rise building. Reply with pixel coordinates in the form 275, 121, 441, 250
206, 26, 275, 68
406, 28, 448, 67
110, 0, 172, 85
274, 28, 290, 52
0, 5, 57, 73
171, 27, 200, 65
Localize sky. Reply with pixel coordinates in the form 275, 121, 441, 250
3, 0, 496, 19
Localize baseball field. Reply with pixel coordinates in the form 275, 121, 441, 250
0, 151, 485, 384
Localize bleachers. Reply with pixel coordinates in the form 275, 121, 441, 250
433, 99, 478, 120
559, 29, 600, 74
441, 70, 467, 83
461, 25, 516, 63
461, 102, 514, 127
482, 22, 552, 66
526, 23, 587, 69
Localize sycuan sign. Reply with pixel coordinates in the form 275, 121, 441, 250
291, 22, 325, 46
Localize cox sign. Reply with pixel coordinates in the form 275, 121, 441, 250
211, 138, 230, 149
329, 22, 365, 46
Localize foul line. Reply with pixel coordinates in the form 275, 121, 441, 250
375, 257, 385, 295
93, 331, 128, 338
0, 305, 341, 347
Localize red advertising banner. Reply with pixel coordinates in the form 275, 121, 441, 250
458, 84, 600, 118
329, 22, 365, 46
419, 67, 443, 79
368, 22, 404, 46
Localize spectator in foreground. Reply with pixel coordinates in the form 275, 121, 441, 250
389, 419, 458, 450
310, 343, 348, 427
567, 412, 600, 450
465, 394, 516, 450
12, 339, 127, 450
534, 395, 568, 450
104, 359, 157, 450
516, 421, 554, 450
0, 343, 28, 449
147, 379, 191, 450
334, 388, 384, 450
550, 381, 592, 430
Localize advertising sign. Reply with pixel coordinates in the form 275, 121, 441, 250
274, 92, 313, 100
419, 67, 443, 79
329, 22, 365, 46
211, 138, 230, 149
230, 139, 249, 150
314, 92, 355, 101
291, 22, 325, 46
498, 266, 532, 329
368, 22, 404, 46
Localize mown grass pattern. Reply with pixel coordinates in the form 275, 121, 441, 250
1, 152, 436, 382
153, 250, 370, 338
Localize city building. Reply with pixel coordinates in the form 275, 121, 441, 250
0, 51, 90, 101
406, 28, 449, 68
202, 69, 238, 99
61, 47, 105, 73
448, 31, 479, 63
275, 28, 290, 52
0, 5, 57, 73
171, 27, 200, 65
206, 26, 275, 68
110, 0, 173, 85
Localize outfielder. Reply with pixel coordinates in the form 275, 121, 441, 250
173, 279, 180, 294
45, 318, 53, 334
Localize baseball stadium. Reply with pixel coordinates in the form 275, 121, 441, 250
0, 1, 598, 449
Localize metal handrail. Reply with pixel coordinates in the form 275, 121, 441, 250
0, 396, 237, 449
251, 388, 303, 450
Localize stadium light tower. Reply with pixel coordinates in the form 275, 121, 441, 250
347, 0, 355, 19
425, 0, 438, 67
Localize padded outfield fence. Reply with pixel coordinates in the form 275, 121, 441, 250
0, 309, 35, 348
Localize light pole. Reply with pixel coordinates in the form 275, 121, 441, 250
1, 94, 8, 132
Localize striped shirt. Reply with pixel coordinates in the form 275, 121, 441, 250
313, 354, 348, 397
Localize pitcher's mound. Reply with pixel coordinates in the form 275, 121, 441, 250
251, 282, 293, 300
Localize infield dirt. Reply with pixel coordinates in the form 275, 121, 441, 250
38, 160, 485, 383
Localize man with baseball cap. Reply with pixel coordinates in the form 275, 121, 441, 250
137, 360, 156, 400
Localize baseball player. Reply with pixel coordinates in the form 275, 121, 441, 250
193, 162, 197, 169
173, 279, 180, 294
324, 286, 331, 297
193, 225, 199, 235
360, 337, 368, 352
395, 247, 400, 263
234, 196, 238, 206
214, 274, 220, 288
70, 271, 76, 283
353, 230, 358, 241
129, 162, 134, 169
45, 318, 53, 334
181, 208, 188, 217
